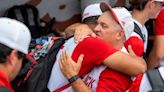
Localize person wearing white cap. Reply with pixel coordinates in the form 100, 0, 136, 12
48, 2, 146, 92
126, 0, 163, 91
0, 17, 31, 92
129, 9, 164, 92
126, 0, 164, 62
64, 3, 102, 39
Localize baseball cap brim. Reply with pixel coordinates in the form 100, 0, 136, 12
153, 0, 164, 2
82, 3, 102, 22
100, 2, 122, 28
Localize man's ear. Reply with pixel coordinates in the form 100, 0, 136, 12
117, 30, 125, 40
7, 50, 17, 66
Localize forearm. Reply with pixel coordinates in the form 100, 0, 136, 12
130, 56, 147, 75
64, 23, 82, 38
103, 51, 147, 76
147, 36, 164, 69
70, 78, 92, 92
147, 51, 161, 69
118, 56, 147, 76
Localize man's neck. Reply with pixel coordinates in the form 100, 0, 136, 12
114, 41, 124, 50
0, 65, 10, 82
131, 9, 149, 26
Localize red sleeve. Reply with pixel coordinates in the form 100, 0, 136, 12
72, 37, 118, 76
129, 74, 144, 92
97, 68, 132, 92
124, 36, 144, 57
155, 9, 164, 35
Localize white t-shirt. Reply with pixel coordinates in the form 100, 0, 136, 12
132, 19, 148, 53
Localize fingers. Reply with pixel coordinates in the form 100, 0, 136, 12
74, 30, 83, 43
77, 54, 84, 65
128, 45, 136, 56
59, 54, 64, 70
74, 30, 80, 43
74, 24, 93, 43
60, 51, 67, 67
91, 32, 97, 38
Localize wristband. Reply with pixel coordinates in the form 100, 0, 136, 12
68, 75, 79, 83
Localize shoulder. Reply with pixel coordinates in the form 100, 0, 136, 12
155, 9, 164, 35
124, 36, 144, 56
77, 37, 117, 51
80, 37, 108, 45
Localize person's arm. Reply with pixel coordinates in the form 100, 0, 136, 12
59, 51, 92, 92
103, 45, 147, 76
147, 10, 164, 69
147, 36, 164, 69
64, 23, 82, 38
64, 23, 96, 42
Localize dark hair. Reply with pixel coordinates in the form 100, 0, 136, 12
83, 16, 99, 24
0, 43, 25, 63
129, 0, 149, 10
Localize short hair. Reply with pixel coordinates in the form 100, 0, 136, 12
129, 0, 148, 10
105, 11, 123, 31
0, 43, 25, 63
83, 16, 100, 24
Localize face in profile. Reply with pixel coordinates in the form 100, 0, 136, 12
10, 51, 24, 81
94, 11, 121, 45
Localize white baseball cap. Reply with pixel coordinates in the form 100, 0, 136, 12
0, 17, 31, 54
153, 0, 164, 2
100, 2, 134, 40
82, 3, 103, 22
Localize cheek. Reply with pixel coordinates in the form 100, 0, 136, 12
18, 59, 23, 69
153, 8, 161, 18
15, 59, 22, 74
11, 59, 22, 81
105, 30, 115, 37
155, 5, 162, 13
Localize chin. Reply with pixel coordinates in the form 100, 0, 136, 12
150, 12, 160, 19
150, 15, 157, 19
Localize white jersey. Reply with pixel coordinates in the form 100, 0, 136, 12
48, 38, 78, 92
131, 19, 148, 53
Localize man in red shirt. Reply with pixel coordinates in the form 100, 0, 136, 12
0, 18, 31, 92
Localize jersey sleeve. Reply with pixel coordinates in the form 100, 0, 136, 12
155, 9, 164, 35
72, 37, 118, 76
97, 68, 132, 92
124, 36, 144, 57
